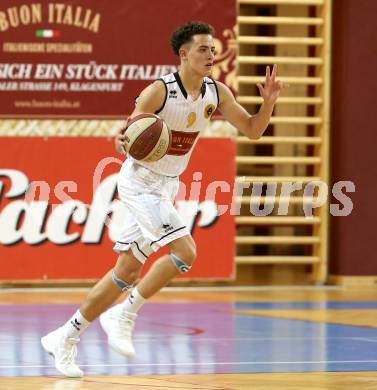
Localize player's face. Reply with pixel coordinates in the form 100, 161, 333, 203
184, 34, 216, 77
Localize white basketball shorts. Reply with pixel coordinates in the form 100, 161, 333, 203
113, 159, 190, 263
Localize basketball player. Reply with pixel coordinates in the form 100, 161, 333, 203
41, 21, 285, 377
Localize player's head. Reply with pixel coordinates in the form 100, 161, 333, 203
171, 21, 216, 77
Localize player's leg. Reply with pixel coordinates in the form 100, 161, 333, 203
80, 251, 142, 321
40, 250, 142, 377
99, 234, 196, 358
41, 201, 145, 377
112, 234, 195, 317
98, 238, 150, 358
136, 234, 196, 298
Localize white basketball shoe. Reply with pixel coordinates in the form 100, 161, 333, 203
99, 304, 137, 358
41, 328, 83, 377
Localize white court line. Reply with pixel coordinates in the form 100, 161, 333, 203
0, 336, 376, 344
1, 360, 377, 369
0, 285, 343, 293
160, 286, 342, 292
357, 337, 377, 343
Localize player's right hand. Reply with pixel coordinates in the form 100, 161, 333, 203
115, 131, 126, 154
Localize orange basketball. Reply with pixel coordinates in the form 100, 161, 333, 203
123, 114, 171, 162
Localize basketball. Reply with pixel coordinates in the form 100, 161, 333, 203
123, 114, 171, 162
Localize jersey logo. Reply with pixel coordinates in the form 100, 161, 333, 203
186, 112, 196, 128
204, 104, 215, 119
167, 130, 200, 156
162, 223, 174, 233
169, 90, 177, 98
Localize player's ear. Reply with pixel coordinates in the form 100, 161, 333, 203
179, 46, 188, 61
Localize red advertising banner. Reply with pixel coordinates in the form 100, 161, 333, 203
0, 137, 236, 281
0, 0, 236, 118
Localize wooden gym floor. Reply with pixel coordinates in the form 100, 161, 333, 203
0, 286, 376, 389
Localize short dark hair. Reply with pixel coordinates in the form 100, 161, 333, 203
171, 21, 214, 56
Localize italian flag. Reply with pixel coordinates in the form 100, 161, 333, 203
35, 30, 61, 38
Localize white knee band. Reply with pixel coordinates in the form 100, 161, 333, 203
170, 253, 192, 273
111, 269, 131, 292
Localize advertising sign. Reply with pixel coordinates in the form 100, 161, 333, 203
0, 0, 236, 118
0, 137, 236, 280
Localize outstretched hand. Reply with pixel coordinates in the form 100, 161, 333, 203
257, 64, 286, 105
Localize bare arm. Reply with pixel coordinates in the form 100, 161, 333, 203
115, 80, 166, 154
218, 64, 285, 139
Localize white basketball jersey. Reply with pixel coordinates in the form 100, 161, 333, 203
130, 72, 219, 177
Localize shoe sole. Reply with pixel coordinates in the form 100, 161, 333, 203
99, 314, 136, 358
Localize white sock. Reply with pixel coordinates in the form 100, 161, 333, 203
121, 287, 146, 315
61, 309, 90, 338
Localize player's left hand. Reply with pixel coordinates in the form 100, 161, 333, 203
257, 64, 286, 105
